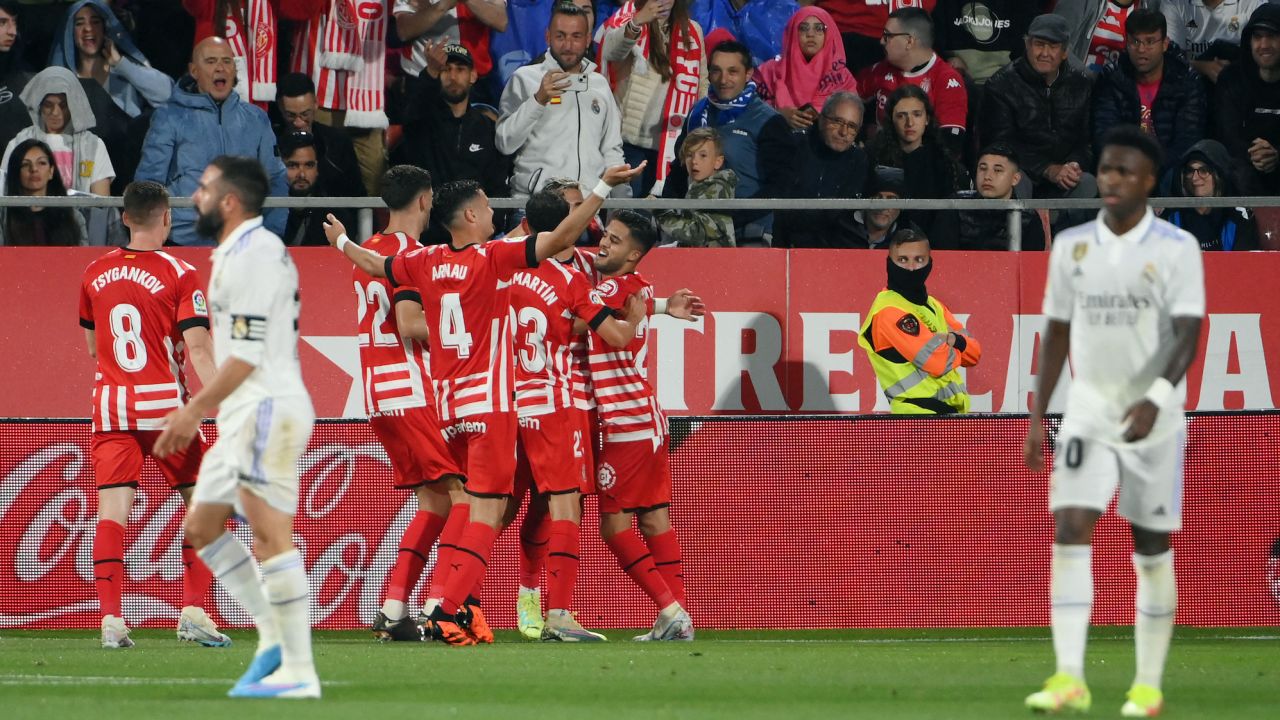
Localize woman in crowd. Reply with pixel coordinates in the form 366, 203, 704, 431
2, 66, 114, 196
754, 5, 856, 132
0, 138, 87, 245
1167, 139, 1259, 252
49, 0, 173, 118
869, 85, 969, 201
600, 0, 707, 196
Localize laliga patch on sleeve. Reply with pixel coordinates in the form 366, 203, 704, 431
896, 314, 920, 336
192, 290, 208, 316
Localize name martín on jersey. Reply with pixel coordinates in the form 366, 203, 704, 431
91, 266, 166, 294
433, 263, 469, 281
511, 271, 559, 306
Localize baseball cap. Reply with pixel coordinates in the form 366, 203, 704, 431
443, 43, 474, 68
1027, 14, 1070, 45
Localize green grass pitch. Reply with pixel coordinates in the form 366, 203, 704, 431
1, 627, 1275, 718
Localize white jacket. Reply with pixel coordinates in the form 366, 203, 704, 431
496, 55, 629, 198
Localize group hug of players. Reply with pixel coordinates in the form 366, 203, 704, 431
78, 157, 703, 665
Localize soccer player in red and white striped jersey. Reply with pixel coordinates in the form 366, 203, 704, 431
77, 181, 228, 650
325, 161, 647, 645
349, 166, 466, 642
589, 210, 694, 641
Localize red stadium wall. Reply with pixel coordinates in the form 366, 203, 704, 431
1, 248, 1278, 418
2, 416, 1277, 630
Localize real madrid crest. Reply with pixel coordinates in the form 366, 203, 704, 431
1072, 242, 1088, 262
591, 98, 601, 115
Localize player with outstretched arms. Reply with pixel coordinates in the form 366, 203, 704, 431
1023, 126, 1205, 718
155, 156, 319, 699
78, 181, 230, 650
590, 210, 695, 641
345, 165, 471, 642
323, 162, 645, 646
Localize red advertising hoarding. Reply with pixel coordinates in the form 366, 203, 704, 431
1, 417, 1277, 630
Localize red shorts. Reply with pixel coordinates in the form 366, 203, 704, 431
91, 430, 204, 491
515, 410, 589, 496
369, 406, 460, 489
595, 435, 671, 514
443, 411, 518, 497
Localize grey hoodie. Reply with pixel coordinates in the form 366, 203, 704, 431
1, 66, 113, 194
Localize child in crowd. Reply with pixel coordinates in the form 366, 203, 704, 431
655, 127, 736, 247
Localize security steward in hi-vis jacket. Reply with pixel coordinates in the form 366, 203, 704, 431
858, 228, 982, 414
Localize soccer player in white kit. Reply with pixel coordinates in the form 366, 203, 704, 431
1023, 127, 1205, 718
155, 156, 319, 699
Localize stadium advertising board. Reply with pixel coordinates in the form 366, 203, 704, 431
0, 248, 1275, 418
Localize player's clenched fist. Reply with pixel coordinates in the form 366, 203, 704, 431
322, 212, 348, 247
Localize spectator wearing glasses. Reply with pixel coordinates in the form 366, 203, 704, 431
1167, 139, 1258, 251
799, 1, 938, 74
1092, 9, 1207, 193
754, 5, 858, 132
1, 65, 113, 196
276, 73, 365, 199
860, 7, 967, 155
1054, 0, 1143, 74
981, 14, 1096, 230
772, 91, 871, 248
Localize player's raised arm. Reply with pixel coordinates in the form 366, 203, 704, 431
324, 213, 389, 279
659, 288, 706, 321
534, 162, 646, 262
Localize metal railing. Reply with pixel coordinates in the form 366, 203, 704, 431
6, 194, 1279, 250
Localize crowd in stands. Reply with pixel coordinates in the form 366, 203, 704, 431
0, 0, 1278, 251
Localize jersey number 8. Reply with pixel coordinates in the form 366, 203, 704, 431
109, 303, 147, 372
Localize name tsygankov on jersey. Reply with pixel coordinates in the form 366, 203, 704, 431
90, 266, 166, 295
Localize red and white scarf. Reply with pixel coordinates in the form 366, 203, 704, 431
290, 0, 387, 127
602, 3, 703, 189
221, 0, 277, 105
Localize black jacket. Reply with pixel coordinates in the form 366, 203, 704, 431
980, 56, 1094, 185
929, 190, 1046, 251
311, 121, 366, 198
772, 127, 870, 248
1166, 139, 1258, 252
1092, 47, 1207, 177
283, 194, 356, 248
1214, 3, 1280, 194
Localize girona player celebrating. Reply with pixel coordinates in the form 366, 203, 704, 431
78, 181, 230, 650
325, 162, 645, 645
507, 188, 650, 642
347, 166, 468, 642
590, 210, 694, 641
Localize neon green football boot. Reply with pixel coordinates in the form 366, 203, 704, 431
1025, 672, 1091, 714
1120, 684, 1163, 717
516, 587, 544, 640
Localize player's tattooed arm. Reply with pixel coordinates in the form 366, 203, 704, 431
1024, 318, 1071, 472
1122, 316, 1203, 443
323, 213, 388, 278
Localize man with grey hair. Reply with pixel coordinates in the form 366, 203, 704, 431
860, 7, 968, 154
773, 91, 871, 248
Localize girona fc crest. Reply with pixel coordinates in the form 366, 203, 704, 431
335, 0, 358, 29
596, 463, 617, 491
595, 279, 620, 298
254, 21, 274, 59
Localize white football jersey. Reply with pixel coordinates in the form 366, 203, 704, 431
1163, 0, 1264, 58
208, 217, 311, 414
1044, 208, 1205, 445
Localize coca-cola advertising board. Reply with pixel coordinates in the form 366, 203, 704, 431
1, 248, 1276, 418
2, 417, 1277, 630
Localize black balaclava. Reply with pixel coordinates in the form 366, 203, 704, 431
886, 256, 932, 306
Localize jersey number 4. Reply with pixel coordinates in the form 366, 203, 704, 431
439, 293, 474, 358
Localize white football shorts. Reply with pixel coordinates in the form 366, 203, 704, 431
193, 396, 314, 516
1049, 427, 1186, 533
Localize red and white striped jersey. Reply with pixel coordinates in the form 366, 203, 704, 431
587, 271, 665, 443
510, 254, 610, 418
78, 248, 209, 432
355, 232, 432, 415
568, 247, 601, 410
387, 236, 536, 421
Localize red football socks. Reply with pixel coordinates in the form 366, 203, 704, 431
427, 503, 469, 600
386, 510, 447, 603
518, 503, 550, 588
441, 522, 498, 615
181, 542, 213, 608
93, 519, 126, 618
545, 520, 580, 611
645, 529, 686, 606
605, 529, 675, 610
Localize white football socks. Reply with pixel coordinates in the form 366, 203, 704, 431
198, 532, 281, 654
261, 548, 316, 678
380, 600, 406, 621
1133, 550, 1176, 689
1051, 543, 1093, 680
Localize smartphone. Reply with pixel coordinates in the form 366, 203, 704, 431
567, 73, 589, 92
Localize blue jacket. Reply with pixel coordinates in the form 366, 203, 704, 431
49, 0, 172, 118
689, 0, 798, 67
135, 76, 286, 246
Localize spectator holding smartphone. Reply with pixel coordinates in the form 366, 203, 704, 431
755, 5, 858, 132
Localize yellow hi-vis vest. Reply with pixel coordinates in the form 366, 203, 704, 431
858, 290, 971, 415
